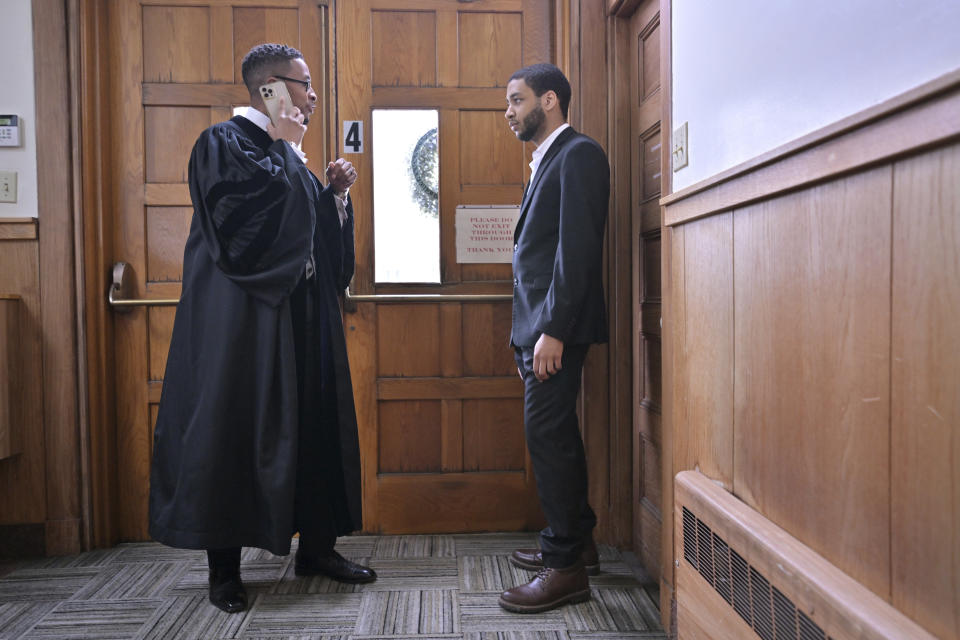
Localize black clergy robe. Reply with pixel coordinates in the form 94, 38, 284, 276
148, 116, 361, 556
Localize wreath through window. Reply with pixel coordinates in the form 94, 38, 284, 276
408, 127, 438, 218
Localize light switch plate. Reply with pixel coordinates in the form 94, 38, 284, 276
673, 121, 688, 171
0, 171, 17, 203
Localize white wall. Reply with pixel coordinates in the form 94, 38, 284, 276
671, 0, 960, 191
0, 0, 37, 218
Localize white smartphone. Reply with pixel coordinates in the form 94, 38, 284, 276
258, 81, 292, 127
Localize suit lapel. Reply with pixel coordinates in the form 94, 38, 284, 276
514, 127, 576, 242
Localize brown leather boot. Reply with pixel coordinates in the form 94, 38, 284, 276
510, 538, 600, 575
498, 563, 591, 613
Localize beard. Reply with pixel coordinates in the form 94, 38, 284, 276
516, 104, 545, 142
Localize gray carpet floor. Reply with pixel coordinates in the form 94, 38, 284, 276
0, 533, 665, 640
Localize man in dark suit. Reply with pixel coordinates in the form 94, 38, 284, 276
497, 63, 610, 614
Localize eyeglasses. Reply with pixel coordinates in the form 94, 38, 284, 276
274, 75, 312, 92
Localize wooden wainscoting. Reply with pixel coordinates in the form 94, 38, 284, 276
662, 70, 960, 639
0, 220, 45, 550
0, 296, 21, 461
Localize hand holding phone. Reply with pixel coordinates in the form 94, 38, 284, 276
259, 81, 305, 144
259, 81, 292, 126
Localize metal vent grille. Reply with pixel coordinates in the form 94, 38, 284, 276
799, 611, 827, 640
712, 533, 732, 604
682, 507, 698, 567
681, 507, 835, 640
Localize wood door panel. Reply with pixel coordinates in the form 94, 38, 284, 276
461, 263, 513, 282
459, 111, 524, 186
378, 400, 443, 473
377, 377, 521, 401
639, 426, 662, 511
642, 233, 661, 297
376, 472, 532, 533
641, 127, 661, 202
459, 185, 525, 201
148, 307, 177, 382
639, 19, 660, 100
145, 184, 191, 206
377, 305, 442, 377
462, 398, 524, 471
462, 303, 514, 376
146, 206, 193, 282
637, 496, 662, 577
640, 302, 661, 336
641, 336, 662, 411
144, 107, 211, 183
458, 12, 522, 88
143, 84, 249, 107
371, 10, 437, 87
142, 6, 211, 83
232, 7, 300, 81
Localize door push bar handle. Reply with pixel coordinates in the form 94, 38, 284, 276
108, 262, 178, 312
343, 292, 511, 303
108, 261, 511, 312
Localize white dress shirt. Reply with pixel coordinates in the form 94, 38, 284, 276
528, 122, 570, 186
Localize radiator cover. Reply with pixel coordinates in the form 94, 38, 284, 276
674, 471, 934, 640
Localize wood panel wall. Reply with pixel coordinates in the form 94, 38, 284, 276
0, 0, 84, 558
0, 224, 45, 536
662, 72, 960, 639
0, 296, 20, 460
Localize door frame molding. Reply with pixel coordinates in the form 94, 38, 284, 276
72, 0, 119, 550
604, 0, 674, 631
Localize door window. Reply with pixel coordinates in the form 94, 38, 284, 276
372, 109, 440, 283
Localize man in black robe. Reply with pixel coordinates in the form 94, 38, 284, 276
148, 43, 374, 614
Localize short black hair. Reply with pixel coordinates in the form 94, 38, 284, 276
509, 63, 571, 119
241, 43, 303, 94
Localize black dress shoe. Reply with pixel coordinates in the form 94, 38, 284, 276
294, 549, 377, 583
208, 568, 247, 613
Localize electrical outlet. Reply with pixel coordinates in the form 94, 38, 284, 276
673, 122, 688, 171
0, 171, 16, 203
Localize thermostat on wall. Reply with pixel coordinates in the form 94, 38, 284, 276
0, 115, 20, 147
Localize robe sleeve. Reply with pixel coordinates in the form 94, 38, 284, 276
338, 193, 355, 292
187, 125, 315, 307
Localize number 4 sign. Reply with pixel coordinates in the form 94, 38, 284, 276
343, 120, 363, 154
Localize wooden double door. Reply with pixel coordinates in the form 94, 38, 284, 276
98, 0, 550, 541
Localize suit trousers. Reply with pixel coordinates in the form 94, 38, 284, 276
515, 343, 598, 568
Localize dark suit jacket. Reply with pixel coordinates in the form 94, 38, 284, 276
511, 126, 610, 347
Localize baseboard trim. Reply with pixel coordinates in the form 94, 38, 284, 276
0, 523, 46, 560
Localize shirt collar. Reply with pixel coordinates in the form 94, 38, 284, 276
530, 122, 570, 166
243, 107, 271, 132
